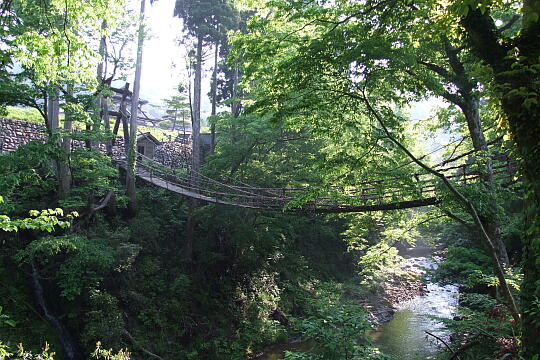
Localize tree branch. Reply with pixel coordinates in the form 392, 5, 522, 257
439, 91, 466, 109
441, 208, 473, 229
498, 15, 520, 33
359, 86, 520, 324
123, 330, 164, 360
93, 190, 113, 212
441, 35, 474, 93
425, 331, 457, 358
417, 61, 452, 80
461, 7, 511, 74
444, 136, 467, 163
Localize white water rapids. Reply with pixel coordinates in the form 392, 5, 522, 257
372, 255, 459, 359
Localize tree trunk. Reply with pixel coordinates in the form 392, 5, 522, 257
433, 37, 510, 268
120, 83, 130, 146
210, 39, 219, 154
183, 33, 204, 261
191, 33, 203, 176
97, 21, 113, 157
47, 91, 59, 134
43, 91, 50, 134
459, 96, 510, 267
126, 0, 146, 217
461, 6, 540, 354
47, 89, 70, 200
103, 97, 112, 156
182, 110, 186, 139
59, 86, 73, 200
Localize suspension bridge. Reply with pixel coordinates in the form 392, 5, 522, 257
115, 149, 516, 213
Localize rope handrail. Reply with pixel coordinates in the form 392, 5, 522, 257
112, 142, 518, 213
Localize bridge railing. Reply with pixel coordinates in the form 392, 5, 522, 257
115, 149, 518, 211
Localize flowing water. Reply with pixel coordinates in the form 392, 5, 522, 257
257, 249, 458, 360
371, 255, 458, 359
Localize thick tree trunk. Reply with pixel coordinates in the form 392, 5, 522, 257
126, 0, 146, 217
43, 91, 50, 134
120, 83, 130, 145
103, 97, 112, 156
433, 37, 510, 268
191, 33, 203, 175
47, 92, 59, 134
459, 96, 509, 267
461, 6, 540, 354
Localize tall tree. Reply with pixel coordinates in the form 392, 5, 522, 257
163, 85, 191, 133
457, 2, 540, 354
174, 0, 237, 259
126, 0, 147, 216
230, 0, 522, 332
210, 39, 219, 153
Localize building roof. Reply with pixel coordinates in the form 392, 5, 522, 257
137, 132, 161, 145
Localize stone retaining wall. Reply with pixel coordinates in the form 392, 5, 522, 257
0, 118, 190, 165
0, 117, 126, 156
0, 118, 47, 152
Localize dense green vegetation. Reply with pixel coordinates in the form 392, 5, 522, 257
1, 0, 539, 359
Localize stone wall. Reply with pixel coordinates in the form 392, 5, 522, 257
154, 141, 192, 169
0, 117, 126, 156
0, 118, 47, 152
0, 118, 190, 166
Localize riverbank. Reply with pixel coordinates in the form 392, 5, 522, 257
350, 253, 430, 324
251, 254, 431, 360
372, 256, 458, 358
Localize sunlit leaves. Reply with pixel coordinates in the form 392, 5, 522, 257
0, 207, 77, 233
8, 0, 127, 86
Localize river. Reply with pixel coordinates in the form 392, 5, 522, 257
258, 249, 458, 360
371, 254, 458, 358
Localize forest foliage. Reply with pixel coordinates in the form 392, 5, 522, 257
0, 0, 539, 359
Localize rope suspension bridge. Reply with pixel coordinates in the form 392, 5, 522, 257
115, 148, 517, 213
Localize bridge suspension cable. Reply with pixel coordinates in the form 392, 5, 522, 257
115, 146, 516, 213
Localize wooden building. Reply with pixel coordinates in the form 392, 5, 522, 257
137, 132, 161, 159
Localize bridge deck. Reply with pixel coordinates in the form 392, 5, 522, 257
135, 168, 266, 209
117, 150, 514, 214
129, 163, 443, 213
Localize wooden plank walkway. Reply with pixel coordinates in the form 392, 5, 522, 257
135, 168, 267, 209
130, 165, 441, 213
116, 150, 515, 214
